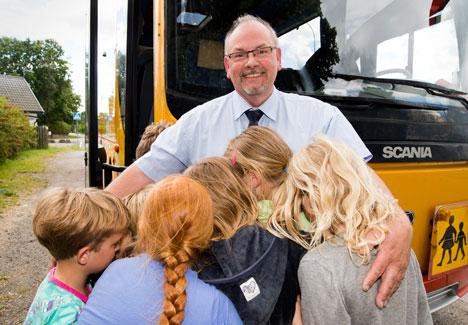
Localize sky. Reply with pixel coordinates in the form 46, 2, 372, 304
0, 0, 116, 111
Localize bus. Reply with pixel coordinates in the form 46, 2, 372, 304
86, 0, 468, 312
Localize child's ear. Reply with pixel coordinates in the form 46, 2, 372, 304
248, 171, 261, 189
77, 246, 92, 265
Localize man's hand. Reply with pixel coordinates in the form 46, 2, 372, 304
363, 209, 412, 308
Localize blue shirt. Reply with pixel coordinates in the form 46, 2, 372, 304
137, 88, 371, 181
77, 255, 242, 325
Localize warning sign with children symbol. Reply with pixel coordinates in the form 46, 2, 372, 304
430, 202, 468, 278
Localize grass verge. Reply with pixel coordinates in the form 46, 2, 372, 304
0, 146, 79, 214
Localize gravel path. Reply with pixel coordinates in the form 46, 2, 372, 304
0, 149, 85, 324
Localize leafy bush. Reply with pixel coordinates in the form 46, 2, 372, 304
49, 120, 71, 135
0, 97, 36, 162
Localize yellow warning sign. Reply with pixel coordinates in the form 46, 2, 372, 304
430, 202, 468, 277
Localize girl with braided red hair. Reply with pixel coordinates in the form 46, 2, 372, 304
78, 175, 242, 324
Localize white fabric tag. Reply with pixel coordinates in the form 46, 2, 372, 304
240, 277, 261, 302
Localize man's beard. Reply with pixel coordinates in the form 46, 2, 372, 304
243, 83, 268, 96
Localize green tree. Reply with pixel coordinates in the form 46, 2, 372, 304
0, 37, 81, 132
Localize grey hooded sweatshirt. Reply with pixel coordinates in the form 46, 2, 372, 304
197, 225, 305, 325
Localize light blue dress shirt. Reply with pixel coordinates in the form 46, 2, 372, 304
137, 88, 372, 181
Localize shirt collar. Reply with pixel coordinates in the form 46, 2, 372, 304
232, 87, 279, 122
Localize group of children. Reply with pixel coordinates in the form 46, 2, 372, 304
25, 122, 433, 324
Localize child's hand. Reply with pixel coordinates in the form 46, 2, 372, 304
292, 296, 302, 325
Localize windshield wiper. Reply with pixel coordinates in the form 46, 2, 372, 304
333, 73, 466, 97
300, 92, 449, 111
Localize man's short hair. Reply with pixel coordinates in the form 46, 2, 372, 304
225, 14, 278, 54
32, 187, 131, 260
135, 121, 173, 159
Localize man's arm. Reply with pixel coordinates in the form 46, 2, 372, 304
106, 114, 192, 198
105, 164, 153, 198
363, 168, 413, 308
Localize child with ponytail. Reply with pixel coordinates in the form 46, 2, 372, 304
225, 126, 291, 202
225, 126, 309, 229
269, 136, 432, 324
184, 157, 304, 325
78, 176, 241, 325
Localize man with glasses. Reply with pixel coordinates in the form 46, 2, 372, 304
107, 14, 412, 310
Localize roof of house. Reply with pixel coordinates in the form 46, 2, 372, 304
0, 74, 44, 114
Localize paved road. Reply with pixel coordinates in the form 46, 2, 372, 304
432, 294, 468, 324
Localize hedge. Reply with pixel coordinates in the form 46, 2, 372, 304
49, 120, 72, 135
0, 97, 36, 162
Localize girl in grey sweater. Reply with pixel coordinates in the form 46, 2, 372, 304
269, 136, 432, 325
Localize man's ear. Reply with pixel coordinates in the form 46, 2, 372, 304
224, 56, 231, 79
276, 47, 282, 71
77, 246, 92, 265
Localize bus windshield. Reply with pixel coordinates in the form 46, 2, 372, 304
167, 0, 467, 111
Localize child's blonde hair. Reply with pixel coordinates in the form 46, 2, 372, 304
122, 183, 158, 237
120, 183, 158, 257
32, 188, 131, 260
135, 121, 173, 159
136, 175, 213, 325
184, 157, 258, 240
224, 126, 292, 196
269, 136, 396, 263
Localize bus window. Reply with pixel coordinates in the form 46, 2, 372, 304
376, 34, 409, 79
279, 17, 321, 70
413, 19, 459, 87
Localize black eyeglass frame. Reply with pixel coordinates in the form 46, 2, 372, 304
225, 46, 277, 61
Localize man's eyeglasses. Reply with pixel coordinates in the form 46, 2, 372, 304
226, 46, 276, 62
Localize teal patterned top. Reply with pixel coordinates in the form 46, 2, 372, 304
24, 269, 91, 325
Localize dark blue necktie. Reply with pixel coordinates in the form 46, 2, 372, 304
245, 109, 264, 127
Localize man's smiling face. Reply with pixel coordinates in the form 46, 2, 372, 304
224, 21, 282, 107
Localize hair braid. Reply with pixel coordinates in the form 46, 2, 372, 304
137, 176, 213, 325
160, 251, 191, 325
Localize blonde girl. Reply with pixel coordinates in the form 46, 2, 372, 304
269, 136, 432, 325
225, 126, 292, 200
225, 126, 310, 229
78, 176, 242, 325
120, 183, 158, 257
184, 157, 304, 325
122, 183, 158, 236
183, 156, 258, 240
